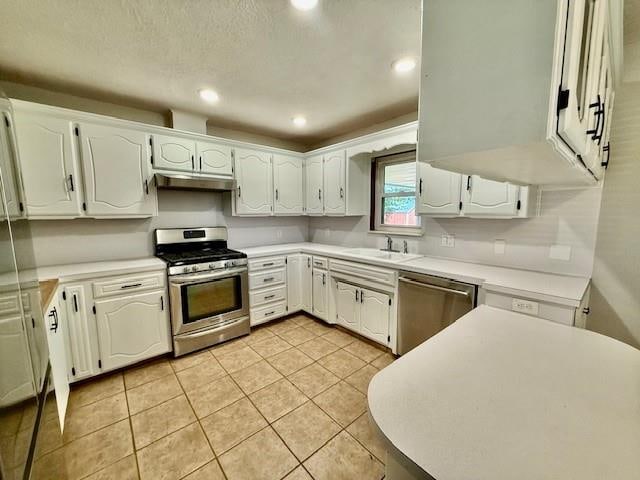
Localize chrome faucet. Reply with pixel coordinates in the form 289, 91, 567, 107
381, 236, 400, 253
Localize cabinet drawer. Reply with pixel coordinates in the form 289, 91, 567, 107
482, 290, 576, 326
250, 285, 287, 308
250, 301, 287, 326
312, 256, 328, 269
0, 293, 20, 316
92, 272, 166, 298
249, 268, 286, 290
248, 256, 286, 272
329, 259, 396, 286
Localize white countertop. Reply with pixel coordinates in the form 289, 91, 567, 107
368, 305, 640, 480
239, 243, 589, 306
36, 257, 166, 283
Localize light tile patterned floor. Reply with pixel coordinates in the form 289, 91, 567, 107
32, 314, 396, 480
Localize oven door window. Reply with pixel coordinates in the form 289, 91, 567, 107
181, 276, 241, 324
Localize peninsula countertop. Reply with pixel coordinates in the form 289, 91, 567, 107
368, 305, 640, 480
238, 243, 590, 306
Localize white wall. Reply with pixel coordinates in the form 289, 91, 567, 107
588, 81, 640, 349
29, 190, 308, 266
309, 186, 602, 277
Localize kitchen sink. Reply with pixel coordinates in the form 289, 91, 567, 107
345, 248, 423, 262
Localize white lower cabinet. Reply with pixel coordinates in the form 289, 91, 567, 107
312, 269, 329, 321
44, 291, 70, 431
335, 282, 390, 345
58, 268, 170, 383
301, 254, 313, 313
0, 314, 34, 407
62, 284, 96, 381
286, 254, 303, 312
95, 290, 170, 372
336, 282, 360, 331
248, 255, 288, 326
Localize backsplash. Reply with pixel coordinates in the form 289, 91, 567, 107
28, 190, 308, 267
308, 186, 603, 277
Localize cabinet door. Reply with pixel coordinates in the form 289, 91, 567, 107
235, 148, 273, 215
417, 162, 463, 216
461, 175, 520, 217
0, 315, 34, 407
95, 290, 170, 372
335, 282, 360, 332
63, 285, 95, 381
323, 151, 346, 215
152, 134, 196, 172
0, 111, 22, 218
78, 123, 157, 217
360, 288, 390, 345
196, 141, 233, 176
13, 110, 82, 217
287, 254, 302, 312
312, 269, 329, 321
44, 293, 70, 431
305, 155, 323, 214
273, 154, 304, 215
556, 0, 604, 156
301, 255, 313, 313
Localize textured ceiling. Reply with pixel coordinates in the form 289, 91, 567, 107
0, 0, 421, 147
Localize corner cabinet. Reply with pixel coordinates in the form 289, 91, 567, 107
95, 290, 169, 372
78, 122, 157, 217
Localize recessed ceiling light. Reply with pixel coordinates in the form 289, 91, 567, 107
392, 57, 417, 74
199, 89, 219, 103
291, 0, 318, 11
292, 116, 307, 127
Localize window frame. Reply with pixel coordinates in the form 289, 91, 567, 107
371, 150, 422, 235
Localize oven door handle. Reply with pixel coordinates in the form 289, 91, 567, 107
170, 267, 247, 284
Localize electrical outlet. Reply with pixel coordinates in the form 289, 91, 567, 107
549, 244, 571, 261
494, 239, 506, 255
441, 234, 455, 248
447, 235, 455, 248
511, 298, 539, 316
276, 229, 283, 239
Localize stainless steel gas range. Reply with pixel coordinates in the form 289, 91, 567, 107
154, 227, 250, 356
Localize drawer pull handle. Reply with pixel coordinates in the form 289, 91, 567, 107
264, 311, 275, 316
263, 277, 274, 282
314, 261, 322, 266
48, 307, 58, 332
121, 283, 143, 289
262, 262, 274, 267
264, 294, 276, 300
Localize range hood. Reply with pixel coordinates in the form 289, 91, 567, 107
155, 172, 236, 192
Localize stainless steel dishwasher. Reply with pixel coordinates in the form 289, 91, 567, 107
397, 271, 477, 354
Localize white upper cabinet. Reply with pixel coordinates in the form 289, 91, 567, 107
461, 176, 520, 217
78, 122, 157, 217
0, 110, 22, 219
305, 155, 324, 215
152, 133, 196, 173
12, 109, 82, 217
273, 154, 304, 215
417, 0, 622, 186
196, 141, 233, 176
417, 162, 462, 216
234, 148, 273, 215
323, 150, 346, 215
95, 290, 170, 372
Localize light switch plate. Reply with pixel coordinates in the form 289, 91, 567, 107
446, 235, 455, 248
494, 239, 506, 255
512, 298, 539, 316
549, 244, 571, 261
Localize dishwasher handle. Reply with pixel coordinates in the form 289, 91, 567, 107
399, 277, 470, 297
